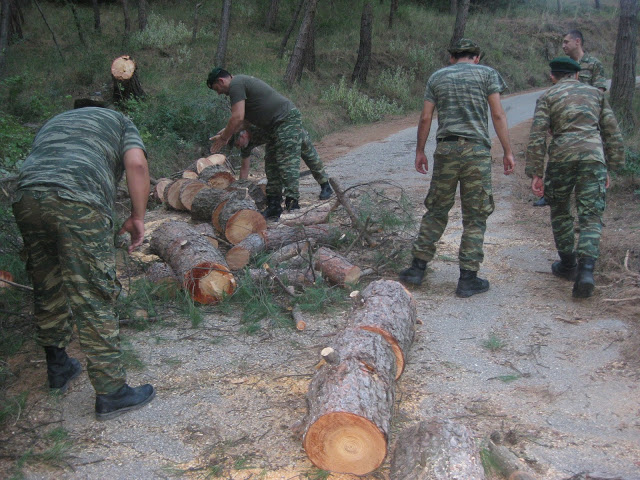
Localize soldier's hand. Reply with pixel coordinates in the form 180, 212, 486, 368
415, 152, 429, 174
209, 134, 227, 154
531, 176, 544, 197
503, 153, 515, 175
119, 216, 145, 254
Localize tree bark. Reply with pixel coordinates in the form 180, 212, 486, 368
450, 0, 457, 15
313, 246, 361, 286
179, 179, 209, 212
67, 1, 86, 47
265, 0, 279, 31
122, 0, 131, 35
352, 2, 373, 84
284, 0, 318, 87
610, 0, 638, 132
0, 0, 10, 76
226, 233, 266, 270
195, 154, 227, 174
449, 0, 470, 50
215, 0, 232, 67
192, 2, 202, 42
228, 179, 267, 210
262, 224, 339, 251
191, 187, 237, 222
278, 0, 305, 59
557, 0, 562, 14
388, 0, 398, 29
138, 0, 148, 31
91, 0, 101, 32
217, 196, 266, 244
595, 0, 601, 8
303, 16, 316, 75
199, 165, 236, 189
34, 0, 64, 61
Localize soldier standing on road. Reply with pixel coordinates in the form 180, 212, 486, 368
224, 124, 333, 200
534, 29, 608, 208
12, 107, 156, 420
525, 57, 624, 298
399, 39, 515, 297
207, 68, 330, 219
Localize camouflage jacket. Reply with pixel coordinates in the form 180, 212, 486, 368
579, 53, 607, 91
525, 78, 624, 178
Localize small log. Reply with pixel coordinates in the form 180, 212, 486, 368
262, 224, 340, 251
226, 233, 266, 270
0, 270, 15, 289
247, 266, 316, 289
314, 247, 361, 286
390, 419, 485, 480
153, 178, 172, 203
164, 178, 193, 210
486, 439, 536, 480
212, 189, 249, 232
293, 305, 306, 330
182, 170, 199, 179
228, 179, 267, 210
200, 165, 236, 189
349, 280, 416, 379
190, 187, 232, 222
268, 240, 313, 265
179, 179, 208, 211
320, 347, 338, 364
150, 220, 236, 304
280, 202, 335, 226
303, 328, 396, 475
111, 55, 145, 103
218, 196, 267, 244
196, 154, 227, 173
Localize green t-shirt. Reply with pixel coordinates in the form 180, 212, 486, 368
16, 107, 146, 217
424, 62, 507, 148
228, 75, 295, 129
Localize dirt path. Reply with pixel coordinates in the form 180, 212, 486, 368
4, 115, 640, 480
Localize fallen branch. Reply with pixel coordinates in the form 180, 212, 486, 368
264, 263, 297, 297
0, 278, 33, 291
328, 178, 377, 247
602, 296, 640, 303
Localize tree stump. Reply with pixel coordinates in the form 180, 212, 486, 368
303, 327, 396, 475
314, 246, 361, 286
199, 165, 236, 189
150, 220, 236, 304
390, 419, 485, 480
164, 178, 193, 210
217, 196, 266, 244
179, 179, 208, 211
349, 280, 416, 379
111, 55, 145, 103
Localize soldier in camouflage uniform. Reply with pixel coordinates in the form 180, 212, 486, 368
12, 107, 156, 420
207, 67, 321, 219
526, 57, 624, 298
399, 39, 515, 297
231, 124, 333, 200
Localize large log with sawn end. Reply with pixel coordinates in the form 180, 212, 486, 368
303, 327, 396, 475
191, 187, 232, 222
179, 179, 208, 211
164, 178, 192, 210
150, 220, 236, 304
349, 279, 416, 379
226, 233, 265, 270
199, 165, 236, 189
217, 196, 266, 244
262, 224, 339, 251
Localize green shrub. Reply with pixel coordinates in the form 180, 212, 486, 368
0, 112, 34, 176
129, 13, 190, 49
323, 78, 403, 124
374, 66, 416, 110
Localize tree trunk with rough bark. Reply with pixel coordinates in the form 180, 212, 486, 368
215, 0, 232, 67
265, 0, 279, 31
138, 0, 148, 31
352, 2, 372, 84
122, 0, 131, 35
67, 1, 86, 46
284, 0, 318, 87
91, 0, 101, 32
199, 165, 236, 189
278, 0, 305, 58
610, 0, 638, 132
0, 0, 10, 77
449, 0, 470, 50
388, 0, 398, 29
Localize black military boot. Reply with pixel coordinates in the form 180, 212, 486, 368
319, 182, 333, 200
456, 269, 490, 298
44, 346, 82, 393
95, 383, 156, 421
552, 251, 577, 281
398, 258, 427, 286
261, 196, 283, 219
573, 257, 596, 298
284, 197, 300, 211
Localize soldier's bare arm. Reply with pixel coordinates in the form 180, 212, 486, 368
415, 100, 435, 174
488, 93, 515, 175
210, 100, 246, 153
120, 148, 150, 253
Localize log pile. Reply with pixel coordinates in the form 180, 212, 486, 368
302, 280, 416, 475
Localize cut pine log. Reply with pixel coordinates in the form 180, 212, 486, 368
227, 179, 267, 210
179, 179, 208, 211
303, 327, 396, 475
146, 262, 181, 297
262, 224, 339, 251
247, 266, 316, 289
150, 220, 236, 304
279, 202, 335, 226
164, 178, 193, 210
226, 233, 265, 270
390, 419, 485, 480
313, 247, 361, 286
217, 196, 266, 244
211, 189, 250, 232
111, 55, 145, 103
193, 154, 227, 174
199, 165, 236, 189
191, 223, 220, 249
182, 170, 199, 179
349, 280, 416, 379
153, 178, 172, 203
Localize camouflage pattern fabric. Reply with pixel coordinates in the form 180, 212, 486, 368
241, 124, 328, 186
263, 109, 303, 199
412, 140, 494, 271
16, 107, 145, 218
579, 53, 607, 91
525, 77, 624, 178
424, 63, 507, 148
12, 192, 126, 395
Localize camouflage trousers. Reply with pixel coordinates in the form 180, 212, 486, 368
12, 191, 126, 394
412, 140, 495, 271
544, 160, 607, 259
300, 128, 329, 186
264, 109, 304, 200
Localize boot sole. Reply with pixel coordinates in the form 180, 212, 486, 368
455, 285, 490, 298
572, 282, 594, 298
50, 359, 82, 394
95, 388, 156, 421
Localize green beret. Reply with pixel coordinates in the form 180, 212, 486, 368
448, 38, 481, 56
549, 57, 581, 73
207, 67, 224, 88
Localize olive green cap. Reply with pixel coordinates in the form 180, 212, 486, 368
549, 56, 581, 73
448, 38, 481, 55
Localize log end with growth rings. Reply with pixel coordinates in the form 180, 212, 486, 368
183, 261, 236, 304
111, 55, 136, 81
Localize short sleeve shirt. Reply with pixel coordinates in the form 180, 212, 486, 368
228, 75, 295, 129
579, 53, 607, 91
16, 107, 146, 217
424, 63, 507, 148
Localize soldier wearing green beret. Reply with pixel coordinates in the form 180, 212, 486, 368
525, 57, 625, 298
399, 39, 515, 297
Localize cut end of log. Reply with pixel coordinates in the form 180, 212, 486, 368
225, 210, 267, 245
111, 55, 136, 80
360, 326, 404, 379
183, 261, 236, 304
304, 412, 387, 475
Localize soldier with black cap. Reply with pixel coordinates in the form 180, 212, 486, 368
525, 56, 624, 298
399, 38, 515, 297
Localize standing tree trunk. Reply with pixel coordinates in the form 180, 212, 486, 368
388, 0, 398, 29
449, 0, 470, 50
284, 0, 317, 87
303, 16, 316, 77
610, 0, 639, 132
91, 0, 101, 32
138, 0, 148, 31
595, 0, 601, 8
556, 0, 562, 13
0, 0, 9, 77
192, 2, 202, 42
67, 1, 86, 47
352, 2, 373, 84
122, 0, 131, 35
265, 0, 279, 31
215, 0, 232, 67
278, 0, 305, 59
450, 0, 457, 15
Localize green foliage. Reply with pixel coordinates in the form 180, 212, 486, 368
374, 66, 418, 110
293, 281, 349, 314
0, 112, 34, 175
621, 147, 640, 181
0, 75, 55, 123
0, 391, 28, 425
129, 13, 191, 49
323, 78, 403, 124
358, 191, 416, 233
483, 334, 506, 352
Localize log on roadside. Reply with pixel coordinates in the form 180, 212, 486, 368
349, 279, 416, 379
146, 262, 182, 297
200, 165, 236, 189
179, 179, 208, 211
247, 266, 316, 289
164, 178, 193, 210
153, 178, 172, 203
182, 170, 199, 179
226, 233, 266, 271
262, 224, 340, 251
390, 419, 485, 480
190, 187, 233, 222
189, 154, 227, 174
303, 327, 396, 475
150, 220, 236, 304
279, 202, 335, 227
228, 179, 267, 210
269, 239, 314, 265
191, 223, 220, 249
314, 246, 361, 286
212, 189, 250, 232
217, 195, 266, 245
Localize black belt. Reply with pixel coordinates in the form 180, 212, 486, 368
439, 135, 465, 142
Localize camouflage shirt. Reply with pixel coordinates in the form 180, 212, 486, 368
16, 108, 146, 217
525, 78, 624, 178
578, 53, 607, 91
424, 62, 507, 148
